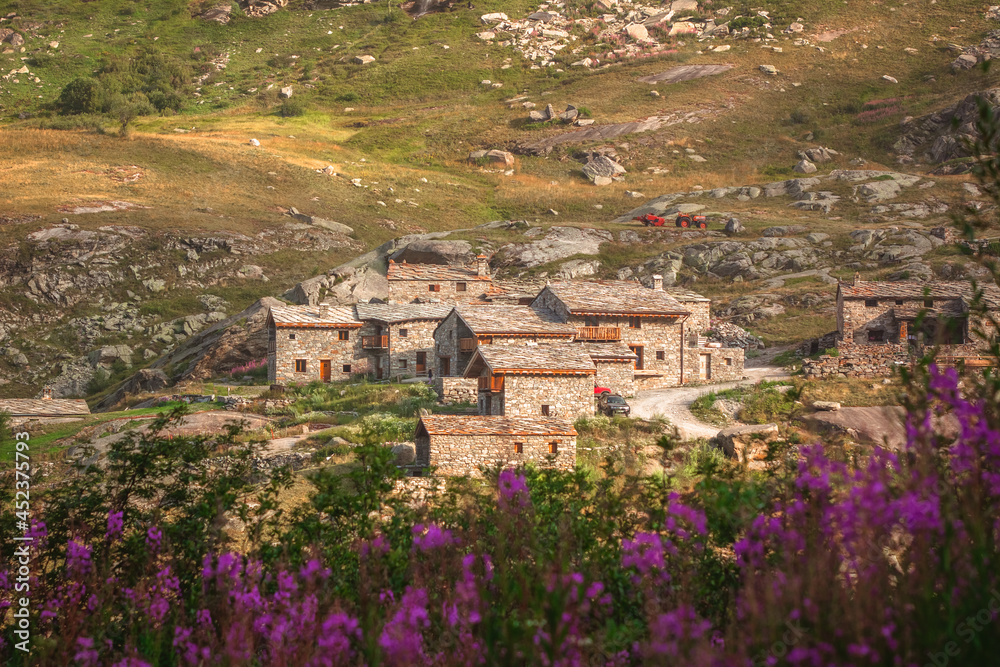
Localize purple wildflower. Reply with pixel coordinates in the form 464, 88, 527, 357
146, 525, 163, 553
379, 587, 430, 665
412, 523, 455, 552
107, 510, 124, 540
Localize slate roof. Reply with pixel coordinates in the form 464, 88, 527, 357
482, 280, 546, 302
662, 287, 711, 303
0, 399, 91, 417
355, 303, 453, 324
387, 260, 491, 282
535, 281, 690, 316
417, 415, 577, 437
268, 304, 361, 327
840, 280, 1000, 307
455, 305, 576, 336
469, 343, 597, 374
576, 342, 639, 361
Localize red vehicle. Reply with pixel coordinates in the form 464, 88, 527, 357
675, 214, 707, 229
635, 213, 666, 227
595, 385, 612, 396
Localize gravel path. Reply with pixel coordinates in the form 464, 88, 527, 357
631, 350, 792, 441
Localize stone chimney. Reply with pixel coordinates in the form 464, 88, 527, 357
319, 301, 331, 319
42, 386, 52, 400
853, 271, 861, 286
652, 274, 664, 291
476, 254, 489, 277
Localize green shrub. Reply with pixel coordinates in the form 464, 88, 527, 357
58, 78, 102, 114
824, 347, 839, 357
279, 97, 307, 117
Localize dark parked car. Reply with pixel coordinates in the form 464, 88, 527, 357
598, 394, 630, 417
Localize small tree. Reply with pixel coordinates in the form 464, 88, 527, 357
58, 77, 101, 115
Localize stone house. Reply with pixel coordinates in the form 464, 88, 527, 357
464, 343, 597, 420
355, 303, 453, 380
531, 277, 743, 389
576, 342, 639, 397
414, 415, 577, 476
267, 303, 366, 385
837, 276, 999, 349
387, 255, 493, 304
433, 305, 577, 379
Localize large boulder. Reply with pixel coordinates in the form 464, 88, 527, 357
390, 239, 474, 265
712, 423, 779, 469
497, 227, 613, 268
287, 208, 354, 235
582, 156, 626, 183
201, 3, 233, 24
391, 443, 416, 466
88, 345, 133, 368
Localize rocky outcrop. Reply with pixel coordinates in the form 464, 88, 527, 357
93, 369, 170, 412
496, 226, 613, 268
238, 0, 288, 18
390, 239, 474, 265
712, 423, 780, 469
894, 88, 1000, 172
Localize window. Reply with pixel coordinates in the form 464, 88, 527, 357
924, 299, 934, 308
399, 359, 408, 368
295, 359, 307, 373
440, 357, 451, 376
456, 282, 467, 292
895, 299, 904, 306
629, 345, 644, 370
541, 405, 551, 417
865, 299, 878, 307
585, 315, 599, 327
724, 358, 732, 366
429, 284, 441, 292
399, 328, 408, 338
656, 350, 665, 361
338, 330, 350, 341
628, 316, 642, 329
549, 441, 559, 454
514, 442, 523, 454
868, 329, 885, 343
289, 333, 296, 340
342, 364, 351, 373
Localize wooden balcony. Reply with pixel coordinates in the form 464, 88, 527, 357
362, 335, 389, 350
459, 337, 478, 352
576, 326, 621, 341
477, 375, 505, 392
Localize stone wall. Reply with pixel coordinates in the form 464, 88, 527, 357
415, 432, 576, 476
387, 319, 439, 379
804, 341, 994, 379
493, 373, 595, 420
681, 346, 745, 384
388, 277, 491, 304
434, 309, 469, 377
434, 376, 479, 404
594, 360, 636, 397
681, 300, 711, 338
269, 324, 368, 384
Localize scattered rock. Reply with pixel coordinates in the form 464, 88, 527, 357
882, 75, 898, 84
249, 138, 260, 146
813, 401, 841, 411
582, 155, 626, 184
798, 147, 839, 163
760, 65, 778, 75
353, 55, 376, 65
278, 86, 293, 99
724, 217, 745, 235
794, 159, 817, 174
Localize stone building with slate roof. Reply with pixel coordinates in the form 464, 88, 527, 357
267, 303, 366, 384
531, 278, 743, 389
433, 305, 577, 379
0, 398, 91, 427
415, 415, 577, 475
355, 303, 453, 380
387, 255, 493, 304
463, 343, 596, 419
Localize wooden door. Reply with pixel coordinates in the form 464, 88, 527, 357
320, 360, 332, 383
440, 356, 451, 377
698, 354, 711, 381
629, 345, 644, 370
416, 351, 427, 374
375, 356, 383, 380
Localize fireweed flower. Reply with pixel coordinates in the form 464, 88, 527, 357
412, 523, 455, 552
146, 525, 163, 553
107, 510, 124, 540
498, 468, 531, 511
67, 539, 93, 576
379, 587, 430, 665
360, 533, 390, 559
622, 532, 669, 583
309, 612, 361, 667
74, 637, 100, 666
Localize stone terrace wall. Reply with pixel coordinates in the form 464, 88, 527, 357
416, 432, 576, 476
803, 343, 909, 379
434, 377, 479, 404
595, 360, 636, 397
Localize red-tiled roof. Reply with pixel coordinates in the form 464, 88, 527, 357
268, 304, 361, 327
455, 305, 577, 336
0, 399, 91, 417
417, 415, 577, 436
387, 261, 491, 282
535, 281, 690, 316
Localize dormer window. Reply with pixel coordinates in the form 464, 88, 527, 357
865, 299, 878, 307
924, 299, 934, 308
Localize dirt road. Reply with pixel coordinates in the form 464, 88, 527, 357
631, 352, 791, 441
